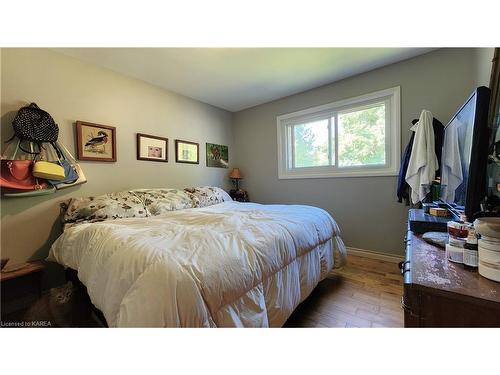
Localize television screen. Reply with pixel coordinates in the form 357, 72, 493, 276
440, 96, 475, 208
440, 87, 491, 219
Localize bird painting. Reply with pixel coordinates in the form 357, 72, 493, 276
76, 121, 116, 162
85, 130, 109, 153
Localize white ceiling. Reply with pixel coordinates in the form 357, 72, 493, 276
55, 48, 435, 112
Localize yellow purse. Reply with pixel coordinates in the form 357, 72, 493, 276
32, 160, 66, 180
31, 143, 66, 181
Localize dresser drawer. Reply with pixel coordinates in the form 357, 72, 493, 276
402, 212, 500, 327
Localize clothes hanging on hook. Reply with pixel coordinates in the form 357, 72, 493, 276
397, 113, 444, 205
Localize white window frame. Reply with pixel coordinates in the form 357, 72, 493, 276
277, 86, 401, 179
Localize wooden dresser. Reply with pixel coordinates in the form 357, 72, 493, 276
402, 210, 500, 327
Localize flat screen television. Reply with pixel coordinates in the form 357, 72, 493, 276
440, 86, 491, 220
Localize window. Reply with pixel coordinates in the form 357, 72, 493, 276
277, 87, 400, 179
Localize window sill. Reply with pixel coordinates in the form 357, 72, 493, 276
278, 168, 399, 179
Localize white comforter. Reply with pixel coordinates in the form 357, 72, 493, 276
48, 202, 346, 327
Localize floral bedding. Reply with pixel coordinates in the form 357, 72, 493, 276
133, 189, 194, 215
61, 186, 232, 228
62, 191, 148, 228
184, 186, 232, 208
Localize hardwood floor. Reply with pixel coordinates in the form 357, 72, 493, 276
284, 254, 404, 328
3, 254, 403, 328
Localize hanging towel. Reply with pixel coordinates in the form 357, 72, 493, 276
397, 117, 444, 204
440, 118, 463, 202
405, 110, 439, 204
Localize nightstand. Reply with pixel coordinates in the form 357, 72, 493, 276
229, 189, 249, 202
1, 261, 45, 321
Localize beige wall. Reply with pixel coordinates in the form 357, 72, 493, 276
232, 48, 480, 256
1, 47, 493, 266
1, 48, 233, 265
475, 48, 495, 87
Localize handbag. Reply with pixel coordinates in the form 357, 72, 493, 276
33, 160, 66, 180
56, 163, 86, 190
12, 103, 59, 143
27, 142, 78, 185
47, 160, 79, 185
46, 143, 79, 185
32, 143, 65, 181
53, 142, 87, 190
0, 140, 49, 193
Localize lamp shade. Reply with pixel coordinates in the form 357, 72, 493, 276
229, 168, 242, 179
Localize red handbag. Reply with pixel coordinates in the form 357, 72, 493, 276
0, 140, 48, 193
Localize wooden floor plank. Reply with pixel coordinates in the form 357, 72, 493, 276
284, 254, 404, 328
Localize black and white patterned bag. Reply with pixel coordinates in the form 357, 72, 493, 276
12, 103, 59, 143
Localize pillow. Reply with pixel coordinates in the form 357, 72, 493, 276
63, 191, 148, 226
131, 189, 194, 216
215, 187, 233, 202
184, 186, 232, 208
61, 186, 232, 229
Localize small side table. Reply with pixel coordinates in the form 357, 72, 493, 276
229, 189, 249, 202
1, 261, 45, 320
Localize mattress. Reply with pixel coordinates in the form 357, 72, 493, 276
48, 201, 346, 327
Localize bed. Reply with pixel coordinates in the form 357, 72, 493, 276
48, 187, 346, 327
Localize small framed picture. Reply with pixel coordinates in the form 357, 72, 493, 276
175, 139, 199, 164
76, 121, 117, 162
136, 133, 168, 162
206, 143, 229, 168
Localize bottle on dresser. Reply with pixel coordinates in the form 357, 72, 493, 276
446, 220, 469, 264
463, 226, 479, 269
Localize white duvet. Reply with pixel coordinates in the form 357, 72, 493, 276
48, 201, 346, 327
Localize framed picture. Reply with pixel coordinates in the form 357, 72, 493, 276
136, 133, 168, 162
76, 121, 117, 162
175, 139, 199, 164
206, 143, 229, 168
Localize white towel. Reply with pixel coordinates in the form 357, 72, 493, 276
405, 110, 438, 204
440, 118, 463, 202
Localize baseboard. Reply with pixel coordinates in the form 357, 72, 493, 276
346, 247, 404, 263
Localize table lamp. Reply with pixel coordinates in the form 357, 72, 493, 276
229, 168, 243, 190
